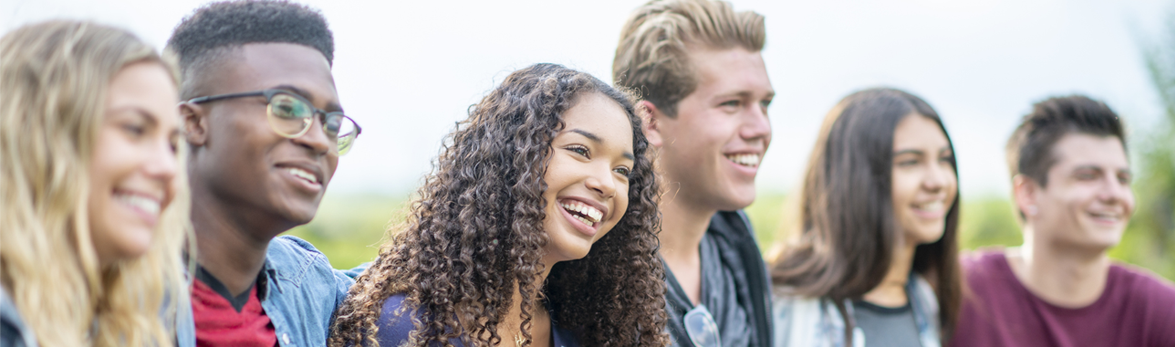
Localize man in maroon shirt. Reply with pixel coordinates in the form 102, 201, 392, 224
951, 95, 1175, 347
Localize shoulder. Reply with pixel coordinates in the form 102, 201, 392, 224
1109, 263, 1175, 303
375, 293, 424, 345
771, 292, 825, 320
959, 249, 1010, 281
266, 235, 354, 289
1, 287, 35, 347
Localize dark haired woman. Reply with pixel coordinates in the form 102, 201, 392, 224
769, 88, 963, 347
328, 64, 668, 347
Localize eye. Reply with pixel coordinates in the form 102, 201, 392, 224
614, 166, 631, 177
566, 145, 589, 158
1074, 170, 1098, 181
1118, 172, 1132, 185
720, 100, 741, 108
896, 158, 919, 167
121, 123, 146, 137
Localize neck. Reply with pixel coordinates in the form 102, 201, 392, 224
189, 183, 280, 296
499, 259, 555, 346
1011, 230, 1110, 307
862, 241, 916, 307
658, 192, 715, 262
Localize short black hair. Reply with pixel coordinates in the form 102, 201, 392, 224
1006, 95, 1127, 188
167, 0, 334, 96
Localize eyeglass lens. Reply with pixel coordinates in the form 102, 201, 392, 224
266, 92, 359, 155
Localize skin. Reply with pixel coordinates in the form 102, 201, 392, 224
643, 46, 774, 304
1008, 133, 1133, 307
181, 43, 341, 295
88, 62, 182, 267
863, 114, 958, 307
499, 93, 635, 347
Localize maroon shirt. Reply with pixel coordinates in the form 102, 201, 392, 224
951, 251, 1175, 347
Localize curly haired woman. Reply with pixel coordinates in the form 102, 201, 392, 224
328, 63, 669, 347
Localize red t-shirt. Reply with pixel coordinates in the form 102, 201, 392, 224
191, 267, 277, 347
951, 251, 1175, 347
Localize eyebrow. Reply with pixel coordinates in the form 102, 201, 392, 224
273, 84, 343, 112
893, 147, 953, 156
568, 128, 635, 160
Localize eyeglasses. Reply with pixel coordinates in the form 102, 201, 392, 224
684, 305, 720, 347
186, 89, 362, 155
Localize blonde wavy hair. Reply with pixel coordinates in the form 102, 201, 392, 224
0, 20, 192, 347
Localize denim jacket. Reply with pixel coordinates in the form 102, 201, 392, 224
177, 235, 356, 347
1, 286, 36, 347
772, 273, 940, 347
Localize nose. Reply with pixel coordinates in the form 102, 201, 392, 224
292, 115, 333, 155
585, 165, 618, 200
740, 102, 771, 145
921, 161, 952, 191
144, 137, 179, 183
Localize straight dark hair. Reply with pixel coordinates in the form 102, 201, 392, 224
770, 87, 962, 342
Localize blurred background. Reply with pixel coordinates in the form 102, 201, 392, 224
4, 0, 1172, 279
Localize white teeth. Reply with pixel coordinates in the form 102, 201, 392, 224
914, 201, 944, 212
116, 193, 161, 215
1089, 212, 1119, 221
725, 153, 761, 167
287, 168, 317, 183
560, 201, 602, 224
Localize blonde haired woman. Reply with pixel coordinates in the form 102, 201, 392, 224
1, 20, 191, 347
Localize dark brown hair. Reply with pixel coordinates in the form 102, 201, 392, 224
613, 0, 765, 117
328, 64, 668, 347
1006, 95, 1126, 189
769, 88, 962, 342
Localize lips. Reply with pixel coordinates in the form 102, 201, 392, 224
560, 200, 603, 227
725, 153, 761, 168
1087, 210, 1124, 224
285, 167, 319, 184
275, 162, 324, 192
114, 189, 163, 224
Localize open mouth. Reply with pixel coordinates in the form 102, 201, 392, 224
560, 200, 602, 228
1088, 211, 1122, 223
285, 167, 320, 185
114, 190, 162, 216
912, 201, 944, 214
725, 153, 761, 168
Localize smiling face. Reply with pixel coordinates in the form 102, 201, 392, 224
541, 92, 636, 265
88, 62, 182, 264
890, 114, 958, 247
651, 47, 773, 211
186, 43, 340, 235
1020, 133, 1134, 251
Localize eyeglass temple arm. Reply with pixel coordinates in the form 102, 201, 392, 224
186, 91, 267, 104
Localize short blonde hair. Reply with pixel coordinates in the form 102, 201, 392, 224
0, 20, 190, 347
613, 0, 765, 117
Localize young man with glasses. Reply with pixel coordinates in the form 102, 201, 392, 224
166, 1, 362, 346
613, 0, 775, 346
950, 96, 1175, 347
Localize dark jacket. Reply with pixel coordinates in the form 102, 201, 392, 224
665, 210, 773, 347
1, 286, 35, 347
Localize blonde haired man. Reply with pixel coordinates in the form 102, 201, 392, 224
615, 1, 775, 346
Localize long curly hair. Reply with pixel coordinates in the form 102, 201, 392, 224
0, 20, 192, 347
330, 63, 668, 347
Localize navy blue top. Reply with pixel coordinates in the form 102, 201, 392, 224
377, 294, 579, 347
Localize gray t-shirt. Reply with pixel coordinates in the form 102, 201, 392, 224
698, 232, 753, 347
852, 300, 922, 347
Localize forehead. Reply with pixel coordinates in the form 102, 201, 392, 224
893, 115, 949, 149
686, 46, 772, 95
561, 93, 634, 148
209, 43, 338, 104
1049, 133, 1128, 169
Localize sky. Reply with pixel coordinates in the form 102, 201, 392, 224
3, 0, 1171, 200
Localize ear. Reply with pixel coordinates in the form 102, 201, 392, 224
638, 100, 664, 148
1012, 174, 1040, 220
180, 102, 209, 147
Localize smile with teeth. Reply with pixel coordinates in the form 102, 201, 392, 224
1088, 211, 1122, 222
115, 192, 161, 216
286, 167, 318, 184
725, 153, 761, 167
560, 200, 603, 227
912, 201, 944, 213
